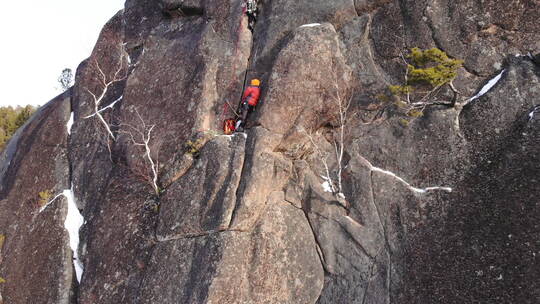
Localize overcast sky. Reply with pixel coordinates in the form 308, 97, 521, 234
0, 0, 125, 107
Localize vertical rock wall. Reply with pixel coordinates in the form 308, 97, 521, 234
0, 0, 539, 303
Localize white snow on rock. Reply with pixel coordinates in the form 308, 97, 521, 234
370, 166, 453, 193
223, 132, 248, 139
38, 187, 84, 283
66, 112, 74, 135
529, 105, 540, 122
322, 181, 333, 193
63, 186, 84, 283
344, 215, 362, 227
357, 156, 453, 194
38, 193, 65, 213
300, 23, 321, 28
467, 70, 505, 103
515, 53, 535, 60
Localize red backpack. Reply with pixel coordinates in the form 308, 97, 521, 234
223, 118, 236, 135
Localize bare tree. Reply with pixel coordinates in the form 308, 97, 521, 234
119, 109, 161, 195
330, 82, 353, 196
83, 45, 128, 140
305, 77, 353, 199
305, 131, 337, 193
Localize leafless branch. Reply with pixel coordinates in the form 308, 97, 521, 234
119, 108, 160, 195
83, 44, 128, 140
328, 80, 353, 195
305, 75, 353, 199
399, 52, 411, 104
304, 130, 337, 194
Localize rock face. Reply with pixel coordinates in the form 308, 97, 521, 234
0, 0, 539, 303
0, 92, 74, 303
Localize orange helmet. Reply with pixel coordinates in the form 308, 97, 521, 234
251, 79, 261, 86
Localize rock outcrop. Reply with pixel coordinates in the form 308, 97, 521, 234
0, 0, 539, 303
0, 91, 73, 303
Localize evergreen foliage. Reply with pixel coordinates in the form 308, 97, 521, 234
407, 47, 463, 87
387, 48, 463, 126
0, 105, 37, 150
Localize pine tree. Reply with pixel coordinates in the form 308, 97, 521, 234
0, 105, 37, 150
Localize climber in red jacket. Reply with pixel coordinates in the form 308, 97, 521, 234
236, 79, 261, 132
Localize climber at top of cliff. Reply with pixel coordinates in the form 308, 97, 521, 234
235, 79, 261, 132
244, 0, 258, 31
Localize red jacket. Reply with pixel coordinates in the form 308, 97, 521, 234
243, 86, 261, 106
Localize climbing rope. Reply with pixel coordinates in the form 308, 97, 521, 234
220, 1, 249, 124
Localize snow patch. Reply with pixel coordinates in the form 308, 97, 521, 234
514, 53, 534, 60
322, 181, 333, 193
39, 193, 65, 213
357, 156, 452, 194
528, 105, 540, 122
467, 70, 505, 103
66, 112, 74, 135
344, 216, 362, 227
63, 186, 84, 283
300, 23, 321, 28
38, 187, 84, 283
370, 166, 452, 193
320, 175, 341, 194
233, 132, 248, 139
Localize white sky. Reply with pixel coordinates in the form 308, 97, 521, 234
0, 0, 125, 107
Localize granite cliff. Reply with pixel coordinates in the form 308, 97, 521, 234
0, 0, 539, 303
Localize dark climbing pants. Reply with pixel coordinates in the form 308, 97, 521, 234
239, 102, 254, 128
